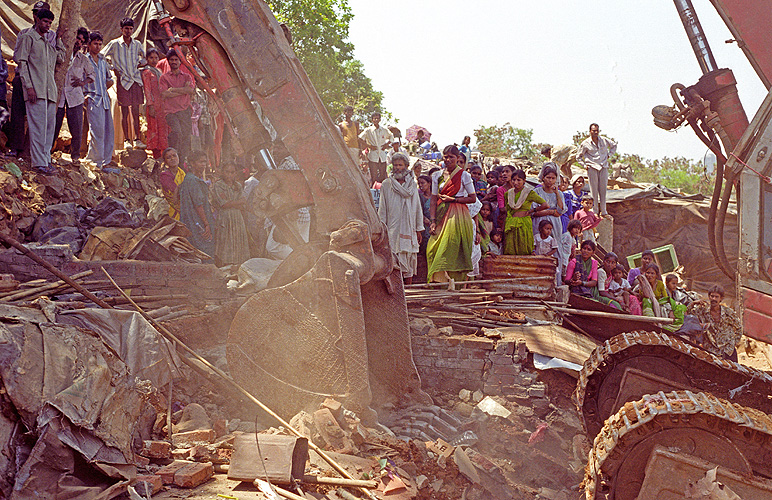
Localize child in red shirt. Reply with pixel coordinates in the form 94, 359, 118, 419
573, 194, 602, 242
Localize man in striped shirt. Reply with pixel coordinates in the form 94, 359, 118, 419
102, 17, 146, 150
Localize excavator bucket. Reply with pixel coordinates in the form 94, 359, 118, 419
227, 250, 427, 422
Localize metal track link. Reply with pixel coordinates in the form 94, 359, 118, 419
585, 390, 772, 499
573, 331, 772, 436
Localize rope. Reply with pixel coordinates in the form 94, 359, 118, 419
730, 152, 772, 184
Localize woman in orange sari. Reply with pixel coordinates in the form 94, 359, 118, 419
426, 145, 477, 282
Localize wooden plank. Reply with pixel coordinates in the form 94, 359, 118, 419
498, 324, 601, 367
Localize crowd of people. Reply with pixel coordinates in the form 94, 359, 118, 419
354, 114, 742, 361
4, 3, 208, 174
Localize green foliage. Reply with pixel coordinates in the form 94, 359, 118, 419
474, 123, 536, 158
622, 154, 713, 195
267, 0, 385, 120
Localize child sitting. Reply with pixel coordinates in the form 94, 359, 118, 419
487, 229, 503, 255
573, 194, 602, 243
534, 219, 558, 257
608, 264, 633, 311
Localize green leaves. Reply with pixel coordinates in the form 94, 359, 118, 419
474, 123, 536, 159
267, 0, 384, 119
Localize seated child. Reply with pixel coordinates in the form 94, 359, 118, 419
534, 219, 558, 257
608, 264, 633, 311
574, 194, 602, 243
487, 229, 503, 255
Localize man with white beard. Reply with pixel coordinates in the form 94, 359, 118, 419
378, 152, 424, 284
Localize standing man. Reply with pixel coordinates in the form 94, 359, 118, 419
386, 139, 408, 166
52, 27, 93, 165
9, 1, 56, 158
160, 49, 195, 163
338, 105, 360, 163
16, 7, 65, 174
102, 17, 146, 150
179, 150, 215, 258
359, 111, 392, 186
576, 123, 617, 217
378, 152, 424, 284
84, 31, 115, 171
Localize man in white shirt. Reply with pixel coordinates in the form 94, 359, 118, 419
102, 17, 146, 150
576, 123, 617, 217
359, 111, 392, 186
386, 139, 408, 167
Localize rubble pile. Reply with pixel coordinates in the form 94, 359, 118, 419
0, 152, 159, 243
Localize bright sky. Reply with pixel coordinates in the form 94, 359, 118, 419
347, 0, 768, 163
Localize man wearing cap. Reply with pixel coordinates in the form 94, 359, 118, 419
102, 17, 146, 150
386, 138, 408, 167
16, 6, 65, 173
8, 1, 57, 157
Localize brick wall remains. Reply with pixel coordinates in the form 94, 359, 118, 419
412, 335, 534, 397
0, 244, 228, 301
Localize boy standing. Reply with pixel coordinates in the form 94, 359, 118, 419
573, 194, 602, 242
160, 49, 195, 163
359, 111, 392, 186
179, 150, 215, 258
102, 17, 146, 149
84, 31, 115, 171
53, 27, 93, 165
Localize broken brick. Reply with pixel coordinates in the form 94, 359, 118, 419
156, 461, 190, 484
134, 475, 163, 495
141, 440, 172, 459
174, 462, 214, 488
320, 398, 343, 421
172, 429, 216, 447
171, 448, 192, 460
313, 408, 357, 453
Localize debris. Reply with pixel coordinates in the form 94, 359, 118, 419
471, 390, 484, 403
528, 423, 550, 444
453, 447, 481, 484
459, 389, 472, 402
174, 402, 213, 433
228, 433, 308, 483
173, 461, 214, 488
474, 396, 512, 419
172, 429, 217, 447
684, 467, 742, 499
141, 440, 172, 459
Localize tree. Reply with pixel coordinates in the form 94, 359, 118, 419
267, 0, 385, 120
474, 123, 536, 158
55, 0, 83, 102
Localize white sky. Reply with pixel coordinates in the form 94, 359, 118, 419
347, 0, 768, 163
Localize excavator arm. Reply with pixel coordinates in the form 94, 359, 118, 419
156, 0, 428, 420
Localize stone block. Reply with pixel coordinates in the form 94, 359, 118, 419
528, 383, 547, 398
494, 341, 515, 356
491, 363, 521, 376
174, 462, 214, 488
172, 429, 216, 447
157, 460, 190, 484
134, 475, 163, 495
141, 440, 172, 459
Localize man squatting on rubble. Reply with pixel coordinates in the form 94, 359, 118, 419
576, 123, 616, 217
15, 4, 65, 174
378, 152, 424, 285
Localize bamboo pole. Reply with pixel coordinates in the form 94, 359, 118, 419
100, 267, 377, 500
0, 233, 111, 309
551, 306, 674, 324
0, 270, 93, 302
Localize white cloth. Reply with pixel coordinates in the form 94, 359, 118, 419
608, 278, 631, 295
59, 52, 95, 107
378, 174, 424, 277
359, 125, 393, 162
597, 267, 608, 291
386, 146, 408, 165
430, 170, 475, 197
27, 99, 56, 167
576, 136, 617, 171
559, 232, 573, 269
534, 234, 558, 256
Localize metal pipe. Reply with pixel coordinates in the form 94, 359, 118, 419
673, 0, 718, 75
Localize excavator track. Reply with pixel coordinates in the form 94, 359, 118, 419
573, 330, 772, 437
585, 390, 772, 500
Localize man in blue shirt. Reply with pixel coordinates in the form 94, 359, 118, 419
84, 31, 115, 171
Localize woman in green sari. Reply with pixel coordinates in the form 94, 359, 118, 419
426, 145, 477, 282
503, 168, 549, 255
